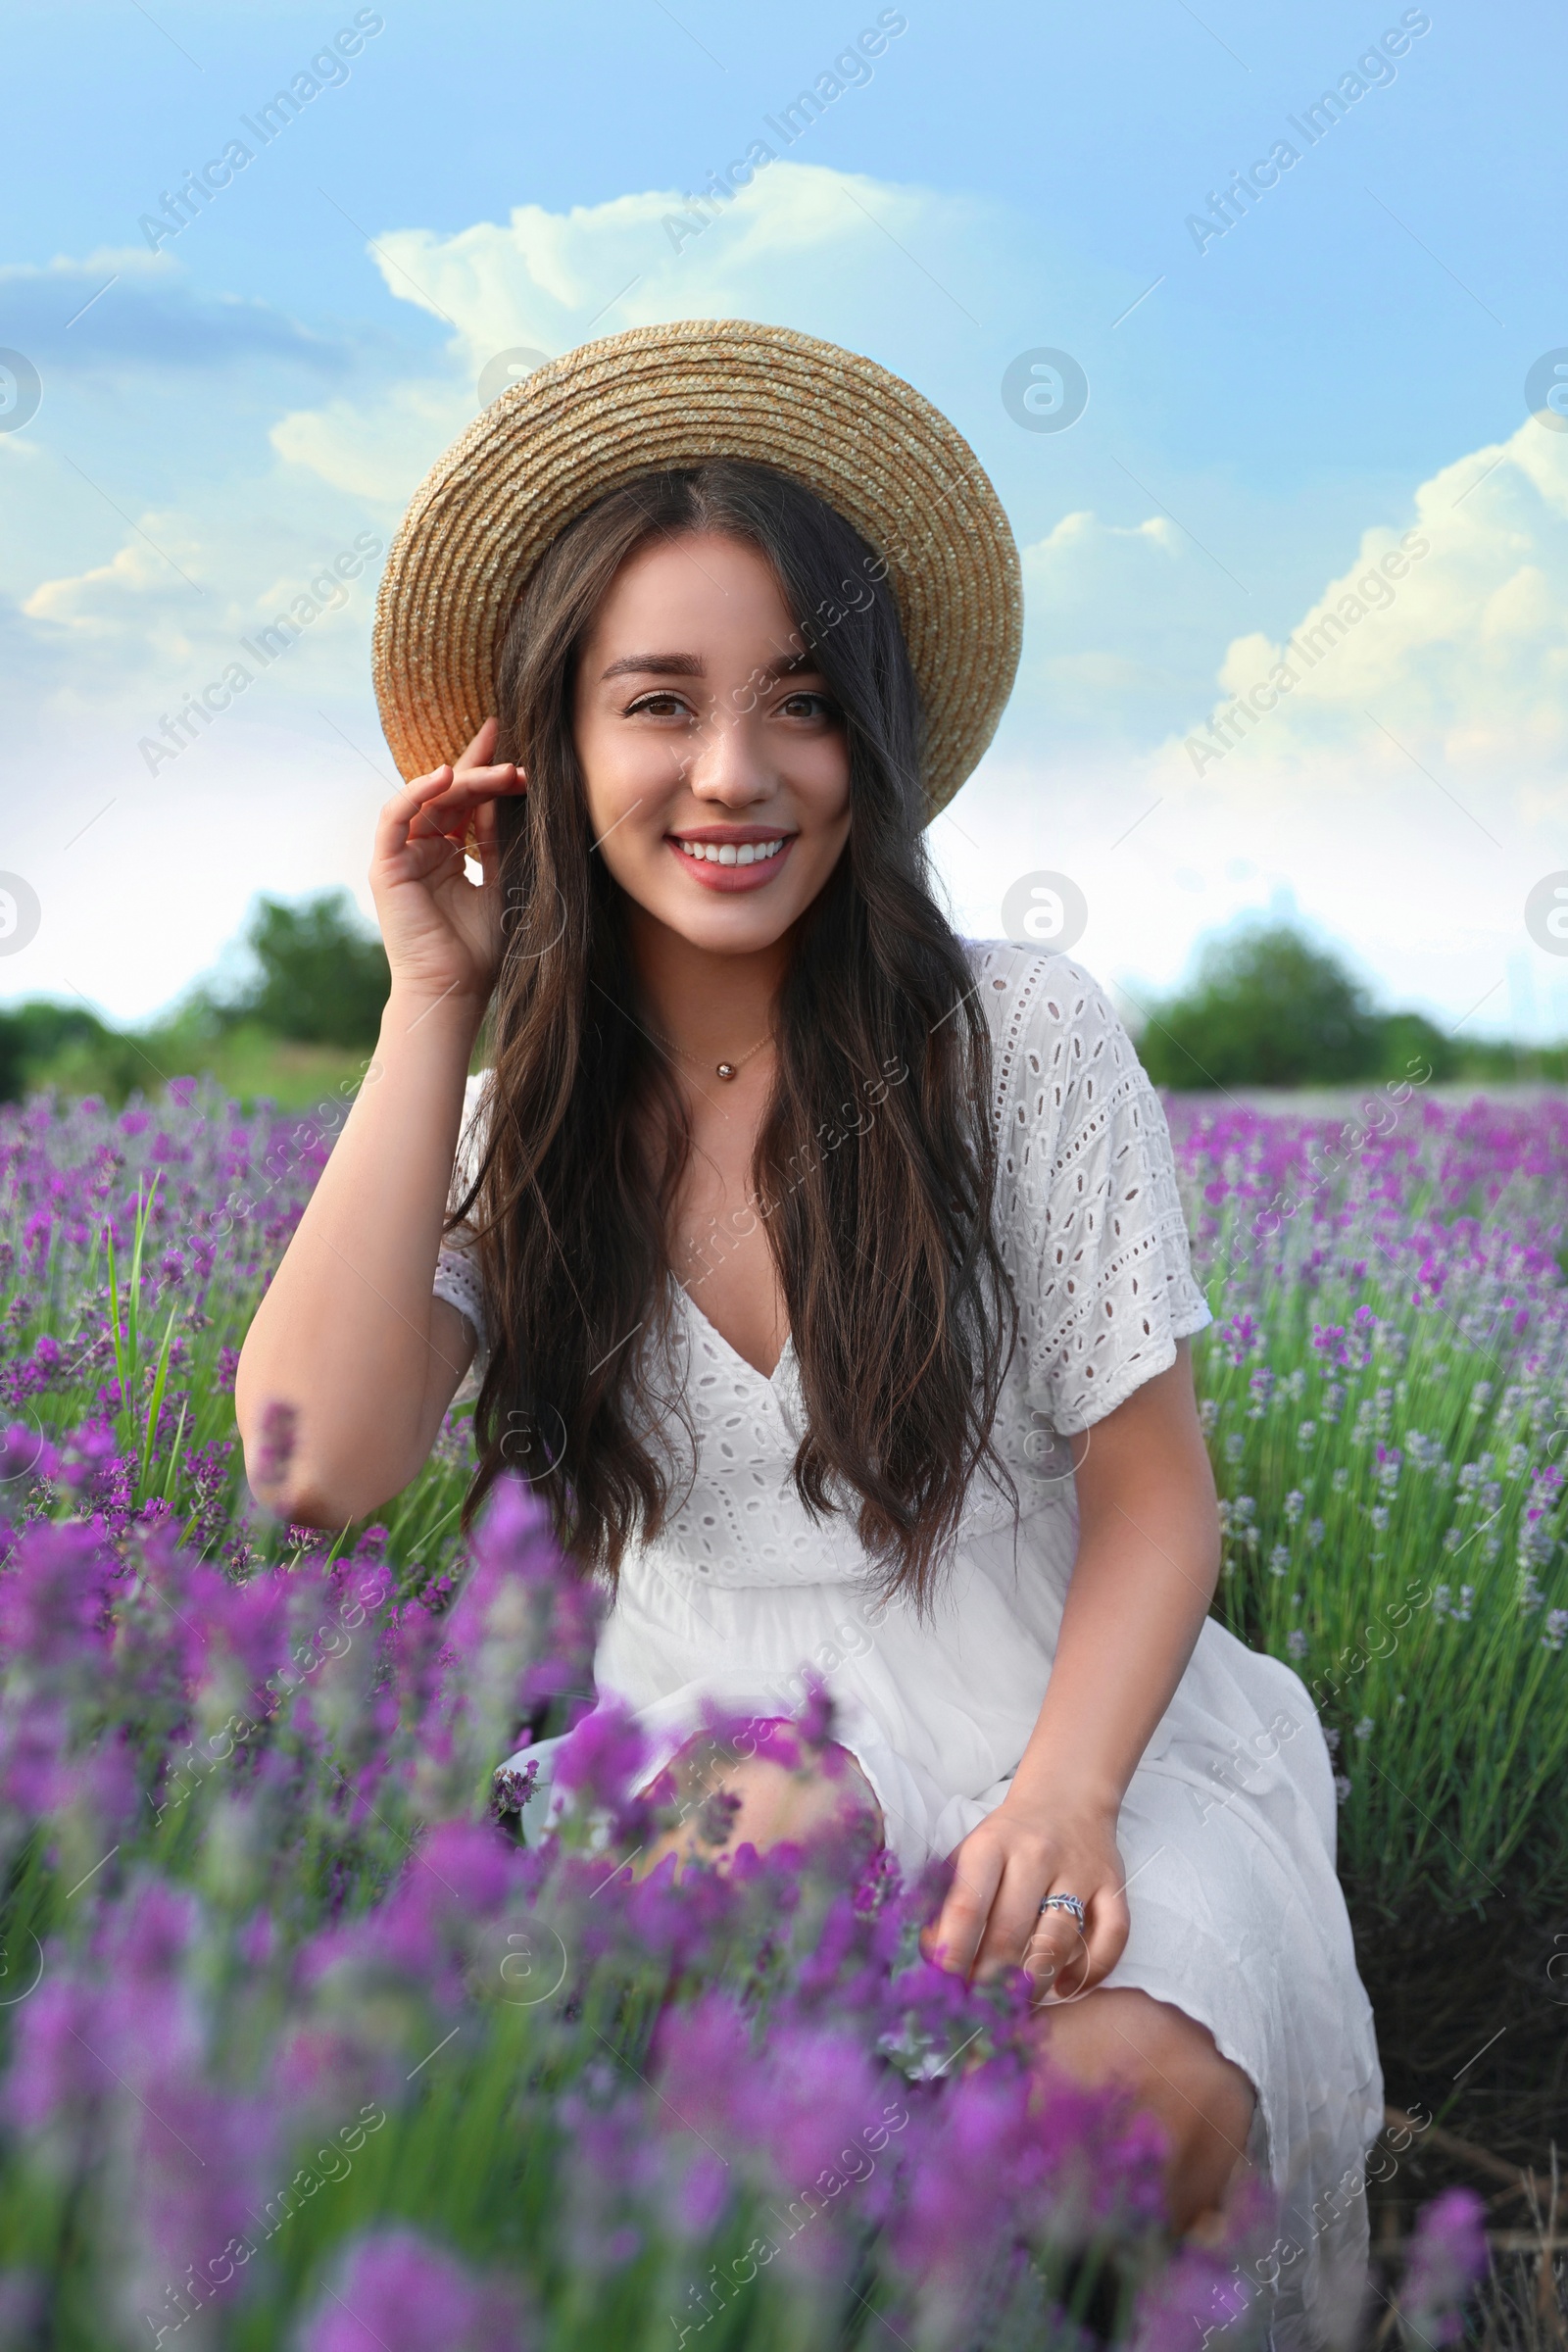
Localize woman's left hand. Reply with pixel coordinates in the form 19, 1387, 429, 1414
921, 1793, 1130, 2001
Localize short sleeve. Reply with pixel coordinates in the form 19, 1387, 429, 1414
431, 1071, 493, 1374
975, 943, 1211, 1435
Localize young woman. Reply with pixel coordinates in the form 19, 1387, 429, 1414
236, 323, 1383, 2347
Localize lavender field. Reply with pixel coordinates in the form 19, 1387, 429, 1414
2, 1063, 1559, 2349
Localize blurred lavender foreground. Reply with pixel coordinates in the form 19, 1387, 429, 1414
0, 1079, 1541, 2347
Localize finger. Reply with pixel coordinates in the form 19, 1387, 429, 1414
379, 763, 494, 853
973, 1872, 1048, 1984
413, 763, 521, 814
408, 769, 525, 847
1025, 1917, 1090, 2002
472, 791, 499, 879
923, 1843, 1004, 1980
1035, 1881, 1127, 2004
1078, 1884, 1130, 1993
392, 830, 468, 890
411, 763, 524, 822
373, 769, 454, 864
385, 764, 451, 813
447, 760, 522, 792
457, 715, 499, 766
974, 1859, 1065, 1982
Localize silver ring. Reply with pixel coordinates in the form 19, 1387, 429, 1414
1038, 1892, 1086, 1933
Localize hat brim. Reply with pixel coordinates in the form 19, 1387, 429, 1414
370, 318, 1021, 823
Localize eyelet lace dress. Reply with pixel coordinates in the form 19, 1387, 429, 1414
433, 943, 1384, 2349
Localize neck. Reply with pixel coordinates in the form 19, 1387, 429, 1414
624, 902, 791, 1059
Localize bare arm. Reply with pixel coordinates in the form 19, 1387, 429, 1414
234, 721, 525, 1525
926, 1338, 1221, 1987
1008, 1337, 1220, 1817
233, 988, 480, 1524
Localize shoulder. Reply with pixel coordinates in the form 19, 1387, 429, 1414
958, 940, 1145, 1128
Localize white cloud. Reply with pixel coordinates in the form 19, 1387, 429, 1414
24, 538, 180, 634
269, 163, 992, 506
15, 171, 1568, 1044
19, 165, 986, 701
270, 377, 469, 506
7, 420, 392, 728
1014, 509, 1222, 738
1169, 416, 1568, 800
366, 165, 972, 362
940, 417, 1568, 1042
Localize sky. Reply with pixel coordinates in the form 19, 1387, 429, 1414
4, 0, 1568, 1042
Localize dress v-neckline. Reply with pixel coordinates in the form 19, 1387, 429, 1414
670, 1273, 796, 1393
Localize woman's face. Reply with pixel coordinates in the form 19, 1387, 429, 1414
571, 530, 853, 956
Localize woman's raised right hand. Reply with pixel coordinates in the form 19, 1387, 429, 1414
368, 717, 527, 1010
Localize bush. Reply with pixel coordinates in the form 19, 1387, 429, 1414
0, 1001, 146, 1107
1136, 922, 1470, 1090
1370, 1008, 1460, 1086
0, 892, 391, 1106
1137, 922, 1383, 1089
226, 890, 390, 1048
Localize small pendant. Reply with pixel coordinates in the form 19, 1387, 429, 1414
715, 1061, 737, 1081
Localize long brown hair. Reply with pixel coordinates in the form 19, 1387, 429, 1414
457, 460, 1016, 1605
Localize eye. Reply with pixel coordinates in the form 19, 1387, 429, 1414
623, 690, 694, 719
774, 690, 838, 720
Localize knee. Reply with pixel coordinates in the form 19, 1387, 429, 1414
1119, 1996, 1254, 2153
643, 1732, 883, 1863
723, 1744, 882, 1854
1037, 1990, 1255, 2224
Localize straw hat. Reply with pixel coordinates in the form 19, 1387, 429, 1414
371, 319, 1020, 822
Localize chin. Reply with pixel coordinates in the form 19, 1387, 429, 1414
662, 895, 801, 952
617, 846, 832, 948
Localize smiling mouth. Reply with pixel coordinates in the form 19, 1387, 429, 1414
670, 834, 792, 868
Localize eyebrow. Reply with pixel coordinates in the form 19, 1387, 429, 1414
599, 652, 704, 682
597, 648, 820, 686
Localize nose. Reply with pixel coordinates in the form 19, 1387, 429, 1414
681, 705, 773, 808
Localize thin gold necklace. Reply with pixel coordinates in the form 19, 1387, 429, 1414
646, 1021, 774, 1083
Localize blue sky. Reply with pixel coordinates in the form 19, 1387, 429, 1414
5, 0, 1568, 1039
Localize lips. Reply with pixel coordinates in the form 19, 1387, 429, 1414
665, 830, 797, 893
674, 834, 788, 867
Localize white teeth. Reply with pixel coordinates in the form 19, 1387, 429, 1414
676, 837, 786, 864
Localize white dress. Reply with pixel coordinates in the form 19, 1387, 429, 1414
433, 943, 1385, 2350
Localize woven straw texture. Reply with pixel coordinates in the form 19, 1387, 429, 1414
371, 319, 1021, 821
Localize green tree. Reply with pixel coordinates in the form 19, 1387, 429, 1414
0, 1003, 125, 1105
1373, 1008, 1460, 1085
229, 891, 390, 1047
1138, 921, 1389, 1089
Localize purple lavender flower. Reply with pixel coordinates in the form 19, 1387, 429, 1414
1, 1419, 60, 1493
795, 1673, 837, 1754
0, 2270, 45, 2345
297, 2229, 526, 2352
1396, 2186, 1487, 2346
1214, 1310, 1260, 1364
552, 1700, 650, 1817
1129, 2242, 1256, 2352
252, 1399, 298, 1500
2, 1976, 111, 2133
